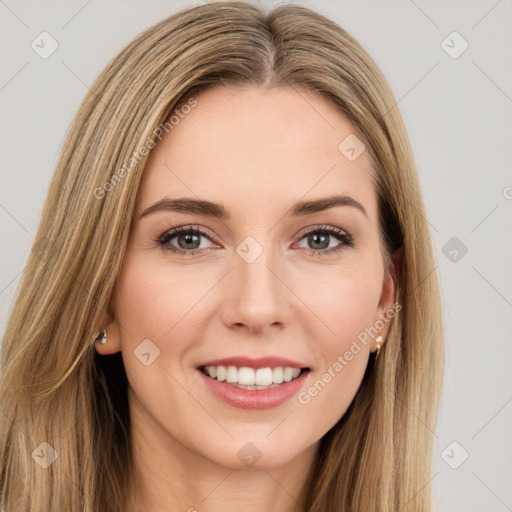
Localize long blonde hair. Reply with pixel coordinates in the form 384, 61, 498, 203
0, 2, 443, 510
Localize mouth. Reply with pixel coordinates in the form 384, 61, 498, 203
198, 364, 311, 391
195, 355, 312, 409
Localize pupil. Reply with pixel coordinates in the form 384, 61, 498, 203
309, 233, 328, 250
179, 233, 200, 249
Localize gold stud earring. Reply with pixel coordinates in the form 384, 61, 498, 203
375, 335, 383, 360
93, 328, 107, 345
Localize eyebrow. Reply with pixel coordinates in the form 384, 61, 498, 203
139, 194, 367, 220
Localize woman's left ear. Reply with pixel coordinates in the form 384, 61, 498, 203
373, 247, 402, 344
391, 246, 402, 286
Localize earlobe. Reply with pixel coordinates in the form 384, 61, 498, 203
374, 335, 383, 359
93, 319, 122, 355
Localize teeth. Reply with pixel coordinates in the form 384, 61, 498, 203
283, 367, 295, 382
239, 366, 255, 385
272, 367, 284, 384
203, 365, 303, 385
226, 366, 238, 383
255, 368, 272, 386
216, 366, 226, 381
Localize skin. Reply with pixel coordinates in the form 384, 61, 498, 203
96, 84, 399, 512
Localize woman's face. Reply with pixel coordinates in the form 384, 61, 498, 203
104, 85, 396, 471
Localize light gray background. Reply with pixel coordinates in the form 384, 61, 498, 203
1, 1, 511, 510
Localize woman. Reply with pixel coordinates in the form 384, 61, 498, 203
0, 1, 444, 511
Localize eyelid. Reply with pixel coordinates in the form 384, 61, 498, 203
293, 224, 349, 240
157, 225, 221, 247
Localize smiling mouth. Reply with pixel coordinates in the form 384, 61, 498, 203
199, 365, 310, 390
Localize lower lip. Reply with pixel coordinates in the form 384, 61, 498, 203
198, 369, 310, 410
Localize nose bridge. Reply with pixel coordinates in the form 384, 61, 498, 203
222, 234, 287, 331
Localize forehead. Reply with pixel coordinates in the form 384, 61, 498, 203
136, 85, 377, 223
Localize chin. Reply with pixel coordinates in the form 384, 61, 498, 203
201, 435, 311, 471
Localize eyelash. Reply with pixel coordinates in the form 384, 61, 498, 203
155, 224, 354, 258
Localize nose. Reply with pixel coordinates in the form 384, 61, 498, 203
219, 243, 291, 335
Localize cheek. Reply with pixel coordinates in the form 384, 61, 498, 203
292, 264, 382, 425
112, 257, 208, 426
114, 254, 204, 343
297, 262, 382, 350
326, 277, 379, 346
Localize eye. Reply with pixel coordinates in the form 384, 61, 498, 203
155, 224, 354, 257
156, 226, 218, 256
295, 225, 354, 257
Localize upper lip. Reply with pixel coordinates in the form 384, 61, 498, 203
197, 356, 311, 370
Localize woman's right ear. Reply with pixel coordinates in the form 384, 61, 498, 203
94, 312, 122, 355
